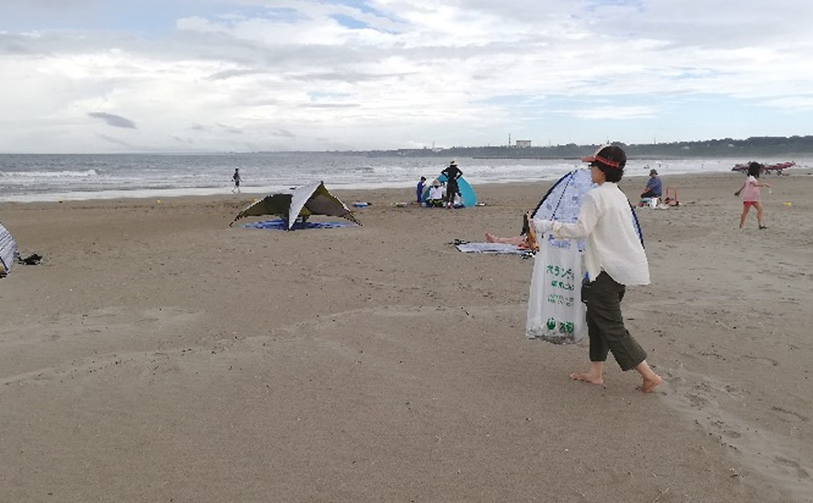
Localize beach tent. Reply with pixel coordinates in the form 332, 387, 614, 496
421, 173, 477, 207
0, 221, 18, 277
530, 168, 643, 250
230, 181, 360, 229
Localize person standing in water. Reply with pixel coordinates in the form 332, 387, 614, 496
532, 145, 662, 393
232, 168, 242, 193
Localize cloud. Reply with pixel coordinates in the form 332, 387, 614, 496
270, 129, 295, 138
88, 112, 137, 129
1, 0, 812, 152
216, 123, 243, 134
301, 103, 360, 109
96, 133, 135, 147
564, 105, 659, 120
206, 68, 270, 81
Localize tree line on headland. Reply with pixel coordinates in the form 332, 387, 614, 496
345, 135, 813, 159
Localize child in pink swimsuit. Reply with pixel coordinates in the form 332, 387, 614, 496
734, 162, 772, 229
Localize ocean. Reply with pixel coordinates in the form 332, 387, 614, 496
0, 152, 806, 203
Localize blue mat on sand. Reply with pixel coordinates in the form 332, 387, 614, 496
240, 218, 357, 230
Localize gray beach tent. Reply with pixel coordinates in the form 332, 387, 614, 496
0, 221, 18, 277
230, 181, 360, 229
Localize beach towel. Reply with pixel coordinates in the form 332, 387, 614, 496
240, 218, 357, 230
455, 242, 533, 256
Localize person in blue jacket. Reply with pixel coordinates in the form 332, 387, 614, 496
640, 169, 662, 199
416, 176, 426, 203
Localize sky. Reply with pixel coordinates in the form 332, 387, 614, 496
1, 0, 812, 153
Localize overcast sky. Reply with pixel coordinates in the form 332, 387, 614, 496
1, 0, 811, 153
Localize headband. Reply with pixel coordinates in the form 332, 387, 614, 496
592, 155, 622, 169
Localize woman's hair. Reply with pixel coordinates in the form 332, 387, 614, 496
597, 163, 623, 183
747, 162, 762, 178
592, 145, 626, 183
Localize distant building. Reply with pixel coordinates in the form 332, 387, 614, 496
516, 140, 532, 148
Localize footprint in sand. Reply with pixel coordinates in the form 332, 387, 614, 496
743, 354, 780, 367
686, 393, 710, 408
659, 366, 813, 501
775, 457, 810, 479
771, 406, 809, 423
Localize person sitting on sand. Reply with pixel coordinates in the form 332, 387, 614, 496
426, 180, 445, 207
532, 145, 662, 393
640, 169, 662, 199
453, 191, 463, 208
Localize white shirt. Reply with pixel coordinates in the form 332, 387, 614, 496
428, 186, 444, 199
533, 182, 650, 286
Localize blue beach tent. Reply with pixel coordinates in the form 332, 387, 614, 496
421, 174, 477, 207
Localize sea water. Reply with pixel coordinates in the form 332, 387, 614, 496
0, 152, 804, 203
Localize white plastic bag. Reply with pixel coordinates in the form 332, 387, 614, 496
525, 235, 586, 344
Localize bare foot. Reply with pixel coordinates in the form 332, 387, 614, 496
485, 232, 496, 243
638, 374, 662, 393
570, 372, 604, 385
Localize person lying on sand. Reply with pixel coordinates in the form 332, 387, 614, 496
485, 232, 527, 246
484, 213, 539, 251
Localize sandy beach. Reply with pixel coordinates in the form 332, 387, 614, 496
1, 169, 811, 502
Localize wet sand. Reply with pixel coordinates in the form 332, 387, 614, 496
1, 170, 811, 502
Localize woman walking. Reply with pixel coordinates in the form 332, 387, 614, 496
531, 145, 662, 393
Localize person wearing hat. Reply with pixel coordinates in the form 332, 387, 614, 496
531, 145, 662, 393
640, 168, 662, 200
440, 160, 463, 209
427, 179, 445, 207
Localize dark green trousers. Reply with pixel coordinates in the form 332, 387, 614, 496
584, 272, 647, 371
